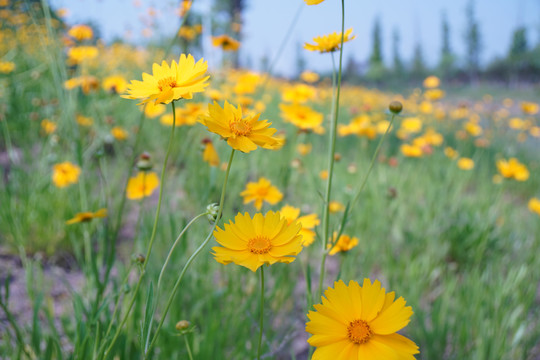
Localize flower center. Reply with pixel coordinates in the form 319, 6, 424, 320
229, 118, 252, 136
247, 236, 271, 254
347, 319, 372, 345
157, 76, 177, 92
79, 213, 94, 222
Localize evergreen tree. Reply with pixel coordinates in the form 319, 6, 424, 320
295, 41, 307, 79
438, 11, 456, 79
464, 0, 481, 82
366, 16, 385, 82
392, 28, 404, 76
509, 27, 528, 57
411, 42, 427, 80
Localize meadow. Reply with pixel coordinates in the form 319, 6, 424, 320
1, 1, 540, 359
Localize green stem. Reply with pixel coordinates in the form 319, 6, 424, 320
257, 266, 265, 360
318, 0, 346, 300
103, 101, 178, 358
145, 148, 236, 357
184, 334, 194, 360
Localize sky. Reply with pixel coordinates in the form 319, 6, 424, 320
49, 0, 540, 77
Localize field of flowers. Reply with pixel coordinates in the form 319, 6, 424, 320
1, 1, 540, 359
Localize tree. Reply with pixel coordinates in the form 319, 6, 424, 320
411, 42, 427, 80
366, 16, 385, 82
464, 0, 481, 82
509, 27, 528, 57
438, 11, 456, 80
392, 28, 405, 77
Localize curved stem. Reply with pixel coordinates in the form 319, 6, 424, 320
184, 334, 194, 360
145, 148, 236, 357
257, 266, 265, 360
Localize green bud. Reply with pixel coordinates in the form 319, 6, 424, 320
389, 101, 403, 114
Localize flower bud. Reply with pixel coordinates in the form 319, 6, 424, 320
136, 152, 153, 171
389, 101, 403, 114
206, 203, 220, 223
176, 320, 190, 331
134, 254, 145, 264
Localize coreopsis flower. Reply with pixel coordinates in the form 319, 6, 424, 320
457, 157, 474, 170
143, 102, 166, 118
240, 177, 283, 210
67, 46, 98, 64
423, 75, 440, 88
64, 76, 99, 94
328, 233, 359, 255
41, 119, 57, 134
496, 158, 529, 181
211, 35, 240, 51
280, 205, 320, 246
304, 0, 325, 4
103, 75, 128, 94
306, 279, 419, 359
178, 26, 197, 41
282, 84, 316, 103
201, 138, 220, 167
76, 115, 93, 127
465, 121, 482, 137
329, 200, 345, 213
280, 104, 324, 133
304, 28, 355, 53
122, 54, 209, 105
297, 143, 312, 156
52, 161, 81, 188
212, 211, 303, 272
444, 147, 458, 159
111, 126, 129, 141
199, 101, 282, 153
400, 143, 422, 157
521, 101, 539, 115
178, 0, 192, 17
529, 198, 540, 216
68, 24, 93, 41
424, 88, 445, 101
0, 61, 15, 74
400, 117, 422, 134
300, 70, 319, 83
66, 208, 107, 225
126, 171, 160, 200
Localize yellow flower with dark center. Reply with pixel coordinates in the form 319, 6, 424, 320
126, 171, 160, 200
199, 101, 282, 153
52, 162, 81, 188
122, 54, 209, 105
68, 24, 93, 41
306, 279, 419, 359
521, 101, 539, 115
529, 198, 540, 216
280, 103, 324, 133
201, 138, 220, 167
328, 232, 359, 255
496, 158, 529, 181
304, 28, 355, 53
111, 126, 129, 141
64, 76, 100, 94
103, 75, 128, 94
66, 208, 107, 225
280, 205, 320, 247
212, 211, 303, 272
240, 177, 283, 210
457, 157, 475, 170
211, 35, 240, 51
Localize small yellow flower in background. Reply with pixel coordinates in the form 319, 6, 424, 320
67, 46, 98, 64
492, 174, 503, 184
211, 35, 240, 51
508, 117, 526, 130
178, 25, 197, 41
528, 198, 540, 216
465, 121, 482, 137
64, 76, 99, 94
329, 200, 345, 213
304, 28, 355, 53
143, 102, 166, 118
400, 143, 423, 157
400, 117, 423, 134
328, 232, 359, 255
111, 126, 129, 141
306, 279, 419, 359
521, 101, 539, 115
300, 70, 319, 83
52, 161, 81, 188
0, 61, 15, 74
280, 205, 320, 246
444, 147, 458, 159
41, 119, 57, 134
304, 0, 325, 5
423, 75, 440, 88
76, 115, 93, 127
297, 143, 312, 156
319, 170, 328, 180
67, 24, 93, 41
103, 75, 128, 94
282, 84, 316, 104
199, 101, 282, 153
424, 88, 445, 101
126, 171, 160, 200
212, 211, 303, 272
66, 208, 107, 225
122, 54, 209, 105
280, 103, 324, 133
240, 177, 283, 210
178, 0, 192, 17
457, 157, 474, 170
496, 158, 529, 181
201, 138, 220, 167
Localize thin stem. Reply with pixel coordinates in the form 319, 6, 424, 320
145, 149, 236, 357
184, 334, 194, 360
318, 0, 346, 299
257, 266, 265, 360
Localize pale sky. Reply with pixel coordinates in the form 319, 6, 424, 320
49, 0, 540, 77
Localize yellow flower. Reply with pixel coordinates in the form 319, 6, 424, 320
240, 177, 283, 210
66, 208, 107, 225
280, 103, 324, 133
300, 70, 319, 83
67, 46, 98, 64
304, 0, 325, 5
329, 200, 345, 213
306, 279, 419, 359
423, 75, 440, 88
297, 143, 312, 156
178, 26, 197, 41
457, 157, 474, 170
212, 211, 303, 272
464, 121, 482, 137
400, 117, 422, 134
41, 119, 57, 134
143, 102, 166, 118
201, 138, 220, 167
68, 24, 93, 41
0, 61, 15, 74
319, 170, 328, 180
122, 54, 209, 105
528, 198, 540, 216
211, 35, 240, 51
444, 147, 458, 159
52, 162, 81, 188
76, 115, 93, 127
64, 76, 99, 94
103, 75, 128, 94
304, 28, 356, 53
521, 101, 539, 115
496, 158, 529, 181
280, 205, 320, 247
424, 88, 445, 101
282, 84, 316, 103
328, 232, 359, 255
126, 171, 160, 200
199, 101, 282, 153
400, 143, 422, 157
111, 126, 129, 141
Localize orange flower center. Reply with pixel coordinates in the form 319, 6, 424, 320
157, 76, 177, 92
347, 319, 372, 344
255, 186, 269, 197
247, 236, 271, 254
229, 118, 252, 136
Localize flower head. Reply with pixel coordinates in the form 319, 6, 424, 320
122, 54, 209, 105
52, 162, 81, 188
199, 101, 283, 153
304, 28, 355, 53
103, 75, 128, 94
111, 126, 129, 141
328, 233, 359, 255
529, 197, 540, 216
68, 24, 94, 41
66, 208, 107, 225
212, 211, 303, 272
211, 35, 240, 51
240, 177, 283, 210
457, 157, 474, 170
306, 279, 419, 359
304, 0, 325, 4
201, 138, 220, 167
126, 171, 160, 200
280, 205, 320, 246
496, 157, 529, 181
280, 104, 324, 133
